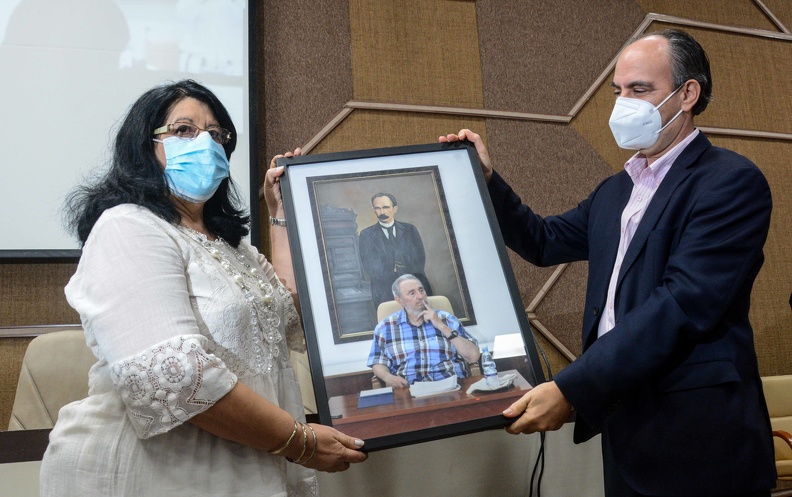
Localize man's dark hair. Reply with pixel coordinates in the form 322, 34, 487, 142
371, 192, 397, 206
65, 79, 249, 247
641, 28, 713, 116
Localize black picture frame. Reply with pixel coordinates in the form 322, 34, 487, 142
278, 141, 546, 451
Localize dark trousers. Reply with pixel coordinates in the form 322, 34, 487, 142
601, 430, 770, 497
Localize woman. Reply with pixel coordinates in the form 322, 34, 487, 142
40, 80, 366, 496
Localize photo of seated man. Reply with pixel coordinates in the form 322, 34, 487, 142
367, 274, 480, 388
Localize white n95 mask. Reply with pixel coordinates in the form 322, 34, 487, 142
608, 86, 683, 150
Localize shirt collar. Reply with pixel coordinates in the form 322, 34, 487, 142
397, 308, 424, 327
394, 308, 410, 325
623, 129, 700, 186
379, 220, 395, 229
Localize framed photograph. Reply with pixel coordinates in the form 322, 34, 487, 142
279, 141, 546, 451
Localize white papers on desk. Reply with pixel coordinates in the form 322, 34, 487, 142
493, 333, 526, 359
409, 375, 460, 398
466, 373, 520, 395
359, 386, 393, 398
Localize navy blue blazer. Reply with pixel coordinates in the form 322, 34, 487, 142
488, 133, 776, 495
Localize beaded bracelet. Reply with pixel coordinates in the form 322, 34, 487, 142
287, 423, 308, 464
300, 424, 318, 465
270, 420, 298, 455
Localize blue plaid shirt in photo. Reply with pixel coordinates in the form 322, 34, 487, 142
367, 308, 478, 384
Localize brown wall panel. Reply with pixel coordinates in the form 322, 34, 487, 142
476, 0, 644, 115
0, 263, 78, 327
310, 110, 486, 154
761, 0, 792, 30
0, 337, 34, 429
637, 0, 778, 30
259, 0, 354, 171
348, 0, 484, 108
534, 261, 590, 357
649, 23, 792, 134
258, 0, 354, 251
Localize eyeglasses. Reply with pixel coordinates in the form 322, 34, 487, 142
153, 121, 232, 145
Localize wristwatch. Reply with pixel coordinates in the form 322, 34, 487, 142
447, 329, 459, 340
269, 216, 287, 227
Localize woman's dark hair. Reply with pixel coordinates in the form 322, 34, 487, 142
641, 29, 713, 116
65, 79, 249, 247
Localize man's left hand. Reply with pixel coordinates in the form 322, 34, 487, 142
418, 302, 443, 329
502, 381, 573, 434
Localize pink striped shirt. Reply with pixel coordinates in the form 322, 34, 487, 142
597, 129, 700, 338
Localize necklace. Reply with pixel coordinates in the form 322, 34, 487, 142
178, 224, 282, 373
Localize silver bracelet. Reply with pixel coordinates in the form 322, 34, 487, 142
287, 422, 309, 464
269, 216, 287, 227
270, 419, 298, 454
300, 424, 318, 465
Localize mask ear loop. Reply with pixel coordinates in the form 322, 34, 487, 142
654, 84, 685, 134
654, 84, 684, 111
657, 108, 684, 133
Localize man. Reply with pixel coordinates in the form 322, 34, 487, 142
358, 192, 433, 307
441, 29, 775, 497
367, 274, 480, 387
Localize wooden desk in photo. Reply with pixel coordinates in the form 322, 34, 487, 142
328, 369, 533, 440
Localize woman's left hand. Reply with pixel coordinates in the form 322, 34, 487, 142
298, 423, 367, 473
264, 148, 301, 216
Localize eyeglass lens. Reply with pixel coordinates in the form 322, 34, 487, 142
170, 123, 231, 144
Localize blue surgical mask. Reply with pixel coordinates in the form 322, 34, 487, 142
154, 131, 230, 203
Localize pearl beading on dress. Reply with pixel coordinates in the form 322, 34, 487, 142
180, 225, 282, 374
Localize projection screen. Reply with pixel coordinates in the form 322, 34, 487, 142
0, 0, 257, 258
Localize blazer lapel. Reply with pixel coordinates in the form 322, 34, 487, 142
583, 172, 632, 349
601, 178, 631, 275
393, 221, 404, 239
615, 133, 711, 289
370, 225, 388, 254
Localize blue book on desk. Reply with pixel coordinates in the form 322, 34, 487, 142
357, 386, 394, 408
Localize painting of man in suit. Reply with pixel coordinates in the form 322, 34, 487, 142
307, 166, 476, 343
358, 192, 433, 307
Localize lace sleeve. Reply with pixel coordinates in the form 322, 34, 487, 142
110, 334, 237, 439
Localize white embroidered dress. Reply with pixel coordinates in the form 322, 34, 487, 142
40, 204, 317, 496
